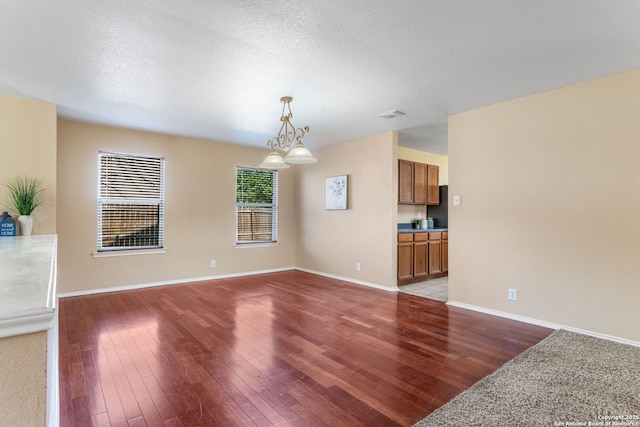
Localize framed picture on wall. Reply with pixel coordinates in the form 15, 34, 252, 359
325, 175, 348, 210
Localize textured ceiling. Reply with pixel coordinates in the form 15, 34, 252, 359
2, 1, 639, 155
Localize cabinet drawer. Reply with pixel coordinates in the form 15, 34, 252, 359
428, 232, 442, 240
414, 233, 428, 242
398, 233, 414, 243
442, 231, 448, 240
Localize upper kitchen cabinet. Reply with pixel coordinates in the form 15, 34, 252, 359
427, 164, 439, 205
398, 160, 414, 203
413, 162, 428, 205
398, 160, 439, 205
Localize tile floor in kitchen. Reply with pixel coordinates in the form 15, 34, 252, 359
399, 276, 448, 302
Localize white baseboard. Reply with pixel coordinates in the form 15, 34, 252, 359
57, 267, 296, 298
447, 300, 640, 348
58, 266, 397, 298
295, 267, 398, 292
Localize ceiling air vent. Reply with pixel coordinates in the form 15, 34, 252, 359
376, 109, 406, 119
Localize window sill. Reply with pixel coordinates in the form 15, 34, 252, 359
92, 248, 166, 258
234, 242, 279, 249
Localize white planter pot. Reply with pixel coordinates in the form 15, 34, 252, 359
18, 215, 33, 236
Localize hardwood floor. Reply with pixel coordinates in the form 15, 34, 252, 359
59, 270, 552, 426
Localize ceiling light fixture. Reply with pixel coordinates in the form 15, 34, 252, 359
259, 96, 316, 169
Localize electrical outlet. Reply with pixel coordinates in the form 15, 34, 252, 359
356, 262, 361, 272
210, 260, 216, 268
508, 288, 518, 301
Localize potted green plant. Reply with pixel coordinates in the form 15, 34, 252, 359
5, 176, 45, 236
411, 217, 422, 229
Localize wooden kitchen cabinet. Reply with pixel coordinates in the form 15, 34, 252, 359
397, 233, 414, 281
413, 162, 428, 205
398, 160, 439, 205
428, 231, 449, 275
413, 233, 428, 278
398, 231, 448, 284
442, 231, 448, 273
428, 233, 442, 275
398, 160, 414, 204
427, 164, 439, 205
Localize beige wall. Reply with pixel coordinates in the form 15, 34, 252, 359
57, 120, 297, 294
397, 147, 449, 223
449, 69, 640, 342
0, 332, 47, 426
0, 94, 57, 234
296, 131, 397, 289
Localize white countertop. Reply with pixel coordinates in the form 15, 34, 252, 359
0, 235, 57, 338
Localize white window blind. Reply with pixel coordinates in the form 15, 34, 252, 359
236, 167, 278, 243
98, 152, 165, 251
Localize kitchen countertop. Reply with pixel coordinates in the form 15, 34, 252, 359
0, 235, 57, 338
398, 228, 448, 233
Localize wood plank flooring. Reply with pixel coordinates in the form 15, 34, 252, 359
59, 270, 552, 426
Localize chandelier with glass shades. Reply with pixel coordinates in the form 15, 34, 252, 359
259, 96, 317, 169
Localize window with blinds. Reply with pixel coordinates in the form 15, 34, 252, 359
98, 152, 165, 251
236, 167, 277, 243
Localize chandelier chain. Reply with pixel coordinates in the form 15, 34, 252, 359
266, 97, 309, 153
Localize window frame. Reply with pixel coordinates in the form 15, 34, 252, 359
97, 151, 165, 253
236, 167, 278, 245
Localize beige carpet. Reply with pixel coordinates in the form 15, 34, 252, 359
414, 329, 640, 426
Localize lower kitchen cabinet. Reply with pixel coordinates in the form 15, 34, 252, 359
398, 231, 448, 285
397, 233, 414, 281
413, 233, 429, 279
428, 243, 442, 274
442, 233, 448, 273
428, 231, 450, 275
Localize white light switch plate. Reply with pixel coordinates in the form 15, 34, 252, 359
453, 195, 461, 206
